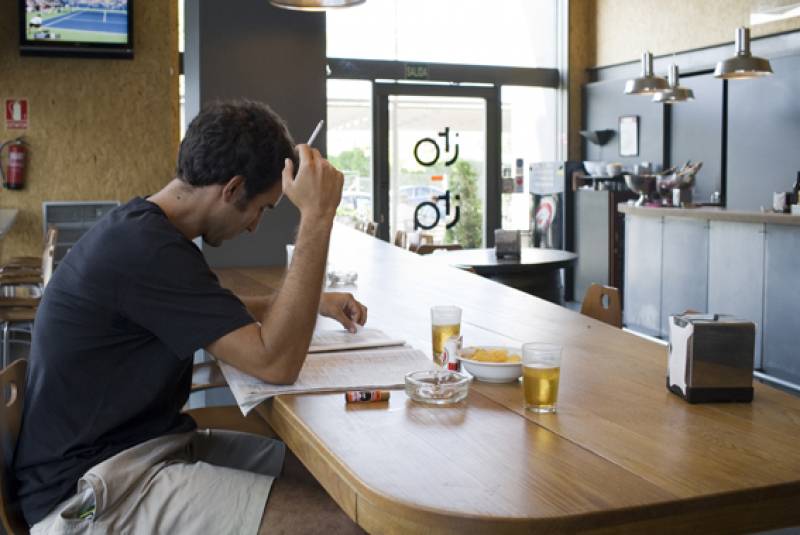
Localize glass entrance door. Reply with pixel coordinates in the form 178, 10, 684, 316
374, 84, 500, 246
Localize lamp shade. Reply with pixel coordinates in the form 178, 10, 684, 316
579, 129, 615, 146
714, 27, 773, 79
270, 0, 365, 10
653, 64, 695, 104
624, 51, 669, 95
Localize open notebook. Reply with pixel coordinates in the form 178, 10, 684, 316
219, 345, 436, 415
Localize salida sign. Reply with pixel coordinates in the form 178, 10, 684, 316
412, 127, 461, 231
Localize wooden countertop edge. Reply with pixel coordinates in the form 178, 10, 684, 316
617, 204, 800, 226
256, 394, 800, 533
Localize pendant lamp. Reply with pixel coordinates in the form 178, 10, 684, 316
624, 51, 669, 95
653, 64, 695, 104
270, 0, 365, 11
714, 27, 773, 79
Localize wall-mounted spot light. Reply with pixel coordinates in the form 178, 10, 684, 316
579, 129, 615, 146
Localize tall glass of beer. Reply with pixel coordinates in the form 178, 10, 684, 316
522, 343, 562, 413
430, 306, 462, 366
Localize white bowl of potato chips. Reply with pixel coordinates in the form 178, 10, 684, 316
458, 346, 522, 383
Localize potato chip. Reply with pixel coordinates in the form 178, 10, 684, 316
469, 348, 521, 363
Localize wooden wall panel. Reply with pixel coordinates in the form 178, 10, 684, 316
0, 1, 178, 259
568, 0, 596, 161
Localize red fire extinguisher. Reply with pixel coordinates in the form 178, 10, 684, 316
0, 137, 28, 190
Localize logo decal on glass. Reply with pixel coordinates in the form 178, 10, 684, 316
413, 127, 460, 167
411, 127, 462, 231
413, 190, 461, 231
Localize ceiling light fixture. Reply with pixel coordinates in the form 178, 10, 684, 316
714, 27, 773, 79
269, 0, 365, 11
624, 51, 669, 95
653, 64, 695, 104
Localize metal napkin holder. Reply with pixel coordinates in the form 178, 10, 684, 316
667, 313, 755, 403
494, 229, 521, 259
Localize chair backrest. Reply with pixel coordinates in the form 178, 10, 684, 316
580, 283, 622, 328
364, 221, 378, 237
41, 227, 57, 288
416, 244, 464, 255
406, 232, 434, 252
0, 359, 28, 535
393, 230, 408, 249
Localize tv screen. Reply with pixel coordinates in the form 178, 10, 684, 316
19, 0, 133, 58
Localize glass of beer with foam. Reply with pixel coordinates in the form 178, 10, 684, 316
430, 306, 462, 366
522, 343, 562, 413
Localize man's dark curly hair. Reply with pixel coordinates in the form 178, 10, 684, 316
176, 100, 298, 201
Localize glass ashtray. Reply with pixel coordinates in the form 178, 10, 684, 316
404, 370, 470, 405
327, 269, 358, 287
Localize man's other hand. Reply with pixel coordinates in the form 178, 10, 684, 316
319, 293, 368, 333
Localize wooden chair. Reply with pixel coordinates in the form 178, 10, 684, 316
580, 283, 622, 328
364, 221, 378, 237
186, 359, 275, 437
393, 230, 408, 249
407, 232, 433, 253
415, 244, 464, 255
0, 359, 28, 535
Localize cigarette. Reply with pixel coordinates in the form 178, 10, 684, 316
306, 120, 324, 146
345, 390, 390, 403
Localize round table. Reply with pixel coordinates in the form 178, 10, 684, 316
427, 247, 578, 304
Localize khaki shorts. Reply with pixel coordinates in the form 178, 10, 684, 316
31, 429, 285, 535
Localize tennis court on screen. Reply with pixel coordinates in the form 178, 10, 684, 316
42, 9, 127, 34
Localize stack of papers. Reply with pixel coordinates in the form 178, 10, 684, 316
309, 328, 405, 352
219, 329, 435, 414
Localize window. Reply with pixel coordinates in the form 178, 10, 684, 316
326, 0, 564, 242
328, 79, 374, 224
327, 0, 557, 68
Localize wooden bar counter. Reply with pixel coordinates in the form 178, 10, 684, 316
215, 225, 800, 534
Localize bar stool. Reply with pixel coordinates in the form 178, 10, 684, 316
0, 227, 57, 366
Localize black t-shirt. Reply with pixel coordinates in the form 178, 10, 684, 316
13, 197, 255, 526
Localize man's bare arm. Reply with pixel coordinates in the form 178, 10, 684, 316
206, 146, 350, 384
238, 295, 275, 320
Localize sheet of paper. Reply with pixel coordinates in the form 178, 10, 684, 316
309, 327, 405, 353
219, 346, 436, 415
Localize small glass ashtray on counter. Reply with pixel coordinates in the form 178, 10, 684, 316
326, 269, 358, 287
404, 370, 470, 405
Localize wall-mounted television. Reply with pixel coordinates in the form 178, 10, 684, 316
19, 0, 133, 59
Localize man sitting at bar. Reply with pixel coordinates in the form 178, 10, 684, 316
13, 100, 367, 534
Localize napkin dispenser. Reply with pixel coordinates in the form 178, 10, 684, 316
667, 314, 755, 403
494, 229, 521, 259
